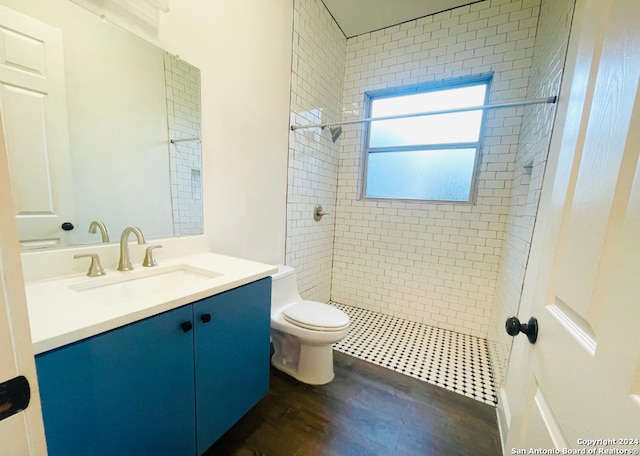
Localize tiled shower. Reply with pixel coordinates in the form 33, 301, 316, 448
286, 0, 574, 402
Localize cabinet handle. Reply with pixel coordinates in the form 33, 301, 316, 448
200, 313, 212, 324
180, 321, 193, 333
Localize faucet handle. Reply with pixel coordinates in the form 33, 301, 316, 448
142, 245, 162, 267
74, 253, 106, 277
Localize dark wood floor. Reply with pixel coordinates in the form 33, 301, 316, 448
205, 351, 501, 456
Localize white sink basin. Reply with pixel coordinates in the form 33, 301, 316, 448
68, 264, 222, 306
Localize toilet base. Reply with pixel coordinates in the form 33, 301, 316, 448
271, 341, 336, 385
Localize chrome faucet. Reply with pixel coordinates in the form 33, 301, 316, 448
117, 226, 146, 271
89, 220, 110, 243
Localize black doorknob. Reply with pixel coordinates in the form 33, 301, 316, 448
505, 316, 538, 344
200, 313, 212, 324
180, 321, 193, 333
0, 375, 30, 422
61, 222, 75, 231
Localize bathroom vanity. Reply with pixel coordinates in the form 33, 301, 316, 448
24, 244, 276, 456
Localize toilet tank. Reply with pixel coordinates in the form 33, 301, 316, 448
270, 265, 302, 312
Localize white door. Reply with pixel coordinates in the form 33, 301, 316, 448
503, 0, 640, 451
0, 112, 47, 454
0, 5, 76, 248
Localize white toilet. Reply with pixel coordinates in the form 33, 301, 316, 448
270, 265, 350, 385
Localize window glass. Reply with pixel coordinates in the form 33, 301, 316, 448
363, 80, 489, 202
370, 85, 487, 117
366, 149, 477, 201
369, 111, 483, 147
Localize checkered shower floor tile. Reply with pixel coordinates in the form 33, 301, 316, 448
332, 303, 498, 406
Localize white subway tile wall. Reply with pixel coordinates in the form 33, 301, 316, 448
286, 0, 346, 302
332, 0, 542, 339
287, 0, 572, 348
165, 54, 203, 236
488, 0, 574, 391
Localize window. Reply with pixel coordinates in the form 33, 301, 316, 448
362, 78, 490, 203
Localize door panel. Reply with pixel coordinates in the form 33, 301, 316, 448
519, 378, 569, 450
193, 278, 271, 455
35, 305, 196, 456
0, 111, 47, 454
505, 0, 640, 451
2, 85, 57, 213
552, 9, 640, 323
0, 23, 48, 79
0, 5, 75, 248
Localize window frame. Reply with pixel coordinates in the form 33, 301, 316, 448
360, 74, 492, 204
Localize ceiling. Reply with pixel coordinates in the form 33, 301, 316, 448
322, 0, 483, 38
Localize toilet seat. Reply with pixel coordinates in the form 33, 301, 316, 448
283, 301, 350, 332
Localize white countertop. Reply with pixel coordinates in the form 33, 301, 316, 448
25, 252, 277, 355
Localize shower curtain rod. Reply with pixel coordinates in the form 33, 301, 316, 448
170, 137, 200, 143
290, 95, 557, 131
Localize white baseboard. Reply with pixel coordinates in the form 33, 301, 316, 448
496, 386, 511, 455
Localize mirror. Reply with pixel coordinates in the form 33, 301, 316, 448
0, 0, 202, 249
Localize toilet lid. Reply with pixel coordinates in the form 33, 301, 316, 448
283, 301, 350, 331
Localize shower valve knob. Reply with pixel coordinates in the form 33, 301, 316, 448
505, 316, 538, 344
314, 205, 330, 221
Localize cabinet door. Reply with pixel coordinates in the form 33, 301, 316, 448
193, 278, 271, 454
35, 305, 196, 456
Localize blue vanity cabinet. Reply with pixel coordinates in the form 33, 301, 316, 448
193, 277, 272, 454
35, 304, 197, 456
34, 277, 272, 456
